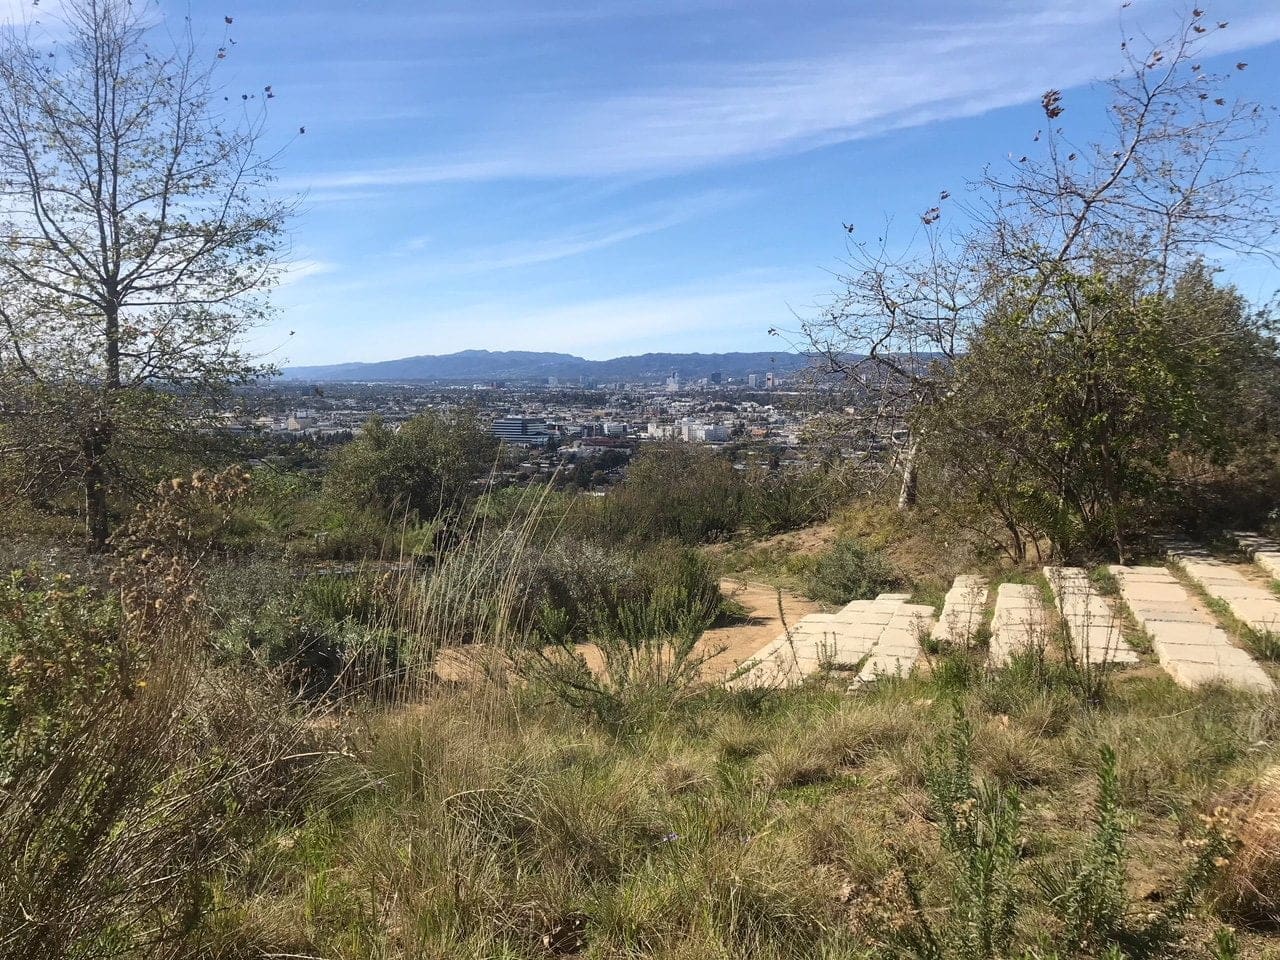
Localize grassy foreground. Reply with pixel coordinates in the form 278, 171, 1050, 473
6, 477, 1280, 959
194, 655, 1280, 960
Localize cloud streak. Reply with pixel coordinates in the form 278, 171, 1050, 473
404, 189, 746, 276
273, 269, 818, 364
287, 1, 1280, 190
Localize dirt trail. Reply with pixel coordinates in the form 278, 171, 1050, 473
434, 578, 817, 684
696, 578, 819, 679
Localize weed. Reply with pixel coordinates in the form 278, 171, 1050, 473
893, 702, 1023, 960
1036, 746, 1234, 958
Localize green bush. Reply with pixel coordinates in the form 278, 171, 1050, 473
741, 466, 839, 536
0, 569, 126, 778
517, 543, 727, 731
806, 538, 898, 605
324, 412, 499, 521
520, 539, 724, 645
0, 567, 327, 960
207, 565, 409, 696
600, 444, 745, 544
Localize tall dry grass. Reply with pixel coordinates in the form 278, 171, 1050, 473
0, 471, 340, 960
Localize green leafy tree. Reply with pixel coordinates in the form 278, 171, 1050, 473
802, 10, 1277, 536
926, 265, 1277, 559
0, 0, 292, 547
324, 413, 500, 520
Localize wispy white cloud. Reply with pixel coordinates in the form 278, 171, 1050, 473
404, 188, 746, 276
255, 0, 738, 40
287, 1, 1280, 189
276, 258, 336, 287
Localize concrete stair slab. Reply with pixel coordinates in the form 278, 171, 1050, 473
931, 575, 989, 649
1045, 567, 1140, 666
989, 583, 1049, 667
1231, 532, 1280, 582
1111, 564, 1274, 693
729, 596, 934, 690
1170, 549, 1280, 638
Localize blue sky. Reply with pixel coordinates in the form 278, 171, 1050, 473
13, 0, 1280, 364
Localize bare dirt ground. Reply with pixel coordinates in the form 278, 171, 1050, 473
696, 578, 819, 679
746, 523, 839, 556
705, 522, 838, 565
433, 577, 818, 684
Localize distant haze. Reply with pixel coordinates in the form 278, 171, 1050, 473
279, 349, 815, 383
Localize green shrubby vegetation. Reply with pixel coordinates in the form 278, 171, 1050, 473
805, 538, 900, 605
924, 266, 1280, 562
178, 659, 1280, 960
0, 506, 329, 960
6, 413, 1279, 959
591, 444, 845, 545
4, 4, 1280, 958
324, 413, 501, 521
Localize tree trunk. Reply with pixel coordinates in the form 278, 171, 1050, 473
897, 434, 919, 511
82, 298, 122, 550
1004, 518, 1025, 564
83, 423, 111, 550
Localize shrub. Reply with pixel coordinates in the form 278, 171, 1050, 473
0, 531, 329, 959
1033, 746, 1234, 959
517, 546, 726, 731
324, 412, 499, 521
520, 539, 724, 645
600, 444, 744, 544
0, 569, 127, 778
893, 704, 1023, 960
740, 466, 840, 536
806, 537, 898, 605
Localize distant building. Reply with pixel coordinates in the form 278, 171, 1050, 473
577, 436, 632, 454
491, 416, 550, 446
765, 372, 775, 390
674, 420, 729, 443
665, 371, 680, 393
647, 422, 675, 440
747, 374, 758, 389
710, 370, 722, 384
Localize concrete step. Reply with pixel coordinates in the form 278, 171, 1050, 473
931, 574, 989, 649
1111, 564, 1273, 693
989, 582, 1049, 666
1168, 545, 1280, 637
729, 596, 934, 690
1044, 566, 1139, 666
1230, 531, 1280, 583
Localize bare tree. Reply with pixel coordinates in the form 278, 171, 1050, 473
800, 7, 1276, 514
0, 0, 293, 547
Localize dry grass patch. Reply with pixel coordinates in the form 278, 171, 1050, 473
1213, 764, 1280, 925
974, 714, 1067, 788
753, 700, 927, 790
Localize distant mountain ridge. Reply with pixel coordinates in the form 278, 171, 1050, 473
280, 349, 815, 383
